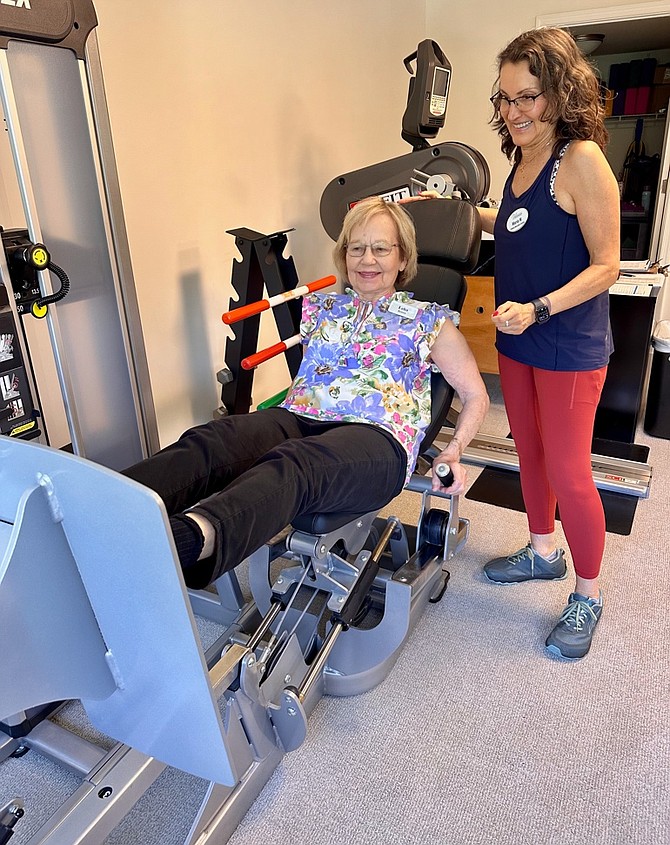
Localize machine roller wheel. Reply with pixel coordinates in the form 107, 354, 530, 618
420, 508, 450, 547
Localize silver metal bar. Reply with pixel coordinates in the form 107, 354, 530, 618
82, 32, 159, 457
23, 744, 164, 845
298, 620, 343, 704
435, 429, 652, 498
246, 602, 283, 652
0, 49, 84, 455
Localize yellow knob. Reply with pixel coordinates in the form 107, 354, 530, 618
32, 247, 49, 267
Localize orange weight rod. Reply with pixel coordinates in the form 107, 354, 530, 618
222, 275, 336, 325
241, 334, 301, 370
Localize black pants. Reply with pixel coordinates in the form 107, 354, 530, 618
124, 407, 407, 583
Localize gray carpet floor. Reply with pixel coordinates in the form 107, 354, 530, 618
3, 374, 669, 844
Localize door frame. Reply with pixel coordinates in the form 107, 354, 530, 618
537, 2, 670, 30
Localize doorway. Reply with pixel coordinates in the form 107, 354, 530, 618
537, 3, 670, 267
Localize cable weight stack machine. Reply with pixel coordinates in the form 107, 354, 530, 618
0, 2, 162, 832
0, 0, 159, 469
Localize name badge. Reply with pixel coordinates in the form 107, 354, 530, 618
388, 300, 418, 319
506, 207, 529, 232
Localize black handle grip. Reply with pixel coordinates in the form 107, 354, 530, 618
435, 462, 454, 488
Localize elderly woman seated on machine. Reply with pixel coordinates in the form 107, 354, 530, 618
124, 196, 488, 588
0, 194, 487, 840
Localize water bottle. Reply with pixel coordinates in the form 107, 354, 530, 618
642, 186, 652, 213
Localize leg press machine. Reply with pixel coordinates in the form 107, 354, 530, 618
0, 427, 469, 844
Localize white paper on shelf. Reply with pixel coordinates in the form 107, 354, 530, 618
611, 282, 654, 296
620, 259, 652, 272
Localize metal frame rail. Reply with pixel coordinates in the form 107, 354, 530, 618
435, 429, 652, 498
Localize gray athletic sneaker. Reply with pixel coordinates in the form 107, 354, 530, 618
483, 544, 567, 584
545, 592, 603, 660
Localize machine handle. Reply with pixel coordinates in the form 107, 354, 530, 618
435, 462, 454, 488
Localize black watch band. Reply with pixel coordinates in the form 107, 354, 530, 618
532, 298, 550, 324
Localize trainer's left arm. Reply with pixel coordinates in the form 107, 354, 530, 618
541, 140, 621, 315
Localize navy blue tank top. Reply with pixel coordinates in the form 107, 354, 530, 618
493, 146, 612, 371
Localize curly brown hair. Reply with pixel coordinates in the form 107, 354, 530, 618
490, 27, 608, 163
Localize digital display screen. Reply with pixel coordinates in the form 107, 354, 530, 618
433, 67, 450, 98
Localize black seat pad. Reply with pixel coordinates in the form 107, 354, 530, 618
292, 511, 370, 534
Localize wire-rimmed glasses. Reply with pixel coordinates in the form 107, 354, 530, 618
345, 242, 399, 258
490, 91, 545, 112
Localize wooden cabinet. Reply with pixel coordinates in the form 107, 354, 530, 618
461, 275, 498, 374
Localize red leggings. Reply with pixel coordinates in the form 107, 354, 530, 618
498, 354, 607, 580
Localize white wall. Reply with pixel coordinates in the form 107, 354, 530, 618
94, 0, 426, 445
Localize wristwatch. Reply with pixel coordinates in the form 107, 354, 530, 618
532, 298, 551, 324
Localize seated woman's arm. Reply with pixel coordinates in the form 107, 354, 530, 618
428, 319, 489, 494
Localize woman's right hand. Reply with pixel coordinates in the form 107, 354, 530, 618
492, 301, 536, 334
398, 190, 445, 204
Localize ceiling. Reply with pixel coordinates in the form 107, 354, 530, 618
570, 18, 670, 55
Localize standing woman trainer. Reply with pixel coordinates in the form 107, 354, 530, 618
479, 27, 620, 660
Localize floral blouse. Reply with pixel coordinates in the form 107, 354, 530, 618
281, 288, 459, 482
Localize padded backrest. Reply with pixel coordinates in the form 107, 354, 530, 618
411, 262, 467, 313
403, 199, 482, 456
406, 198, 482, 276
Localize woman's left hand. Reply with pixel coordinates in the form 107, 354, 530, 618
492, 300, 535, 334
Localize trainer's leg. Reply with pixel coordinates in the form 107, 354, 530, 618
533, 367, 607, 594
190, 422, 407, 582
498, 354, 557, 554
537, 368, 607, 659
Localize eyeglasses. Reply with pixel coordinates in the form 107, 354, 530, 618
490, 91, 545, 112
345, 242, 399, 258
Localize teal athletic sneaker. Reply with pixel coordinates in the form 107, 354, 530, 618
483, 544, 567, 584
545, 592, 603, 660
